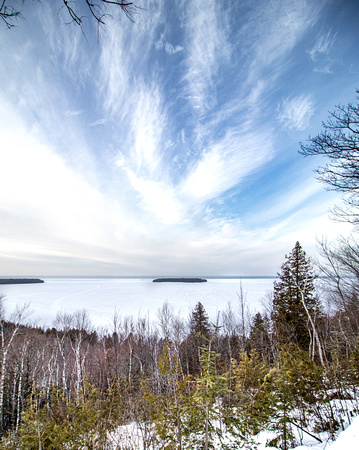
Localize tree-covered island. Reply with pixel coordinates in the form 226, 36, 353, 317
0, 278, 44, 285
153, 277, 207, 283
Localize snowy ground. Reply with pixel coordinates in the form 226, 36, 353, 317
256, 414, 359, 450
326, 414, 359, 450
108, 413, 359, 449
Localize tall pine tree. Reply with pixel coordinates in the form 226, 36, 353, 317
189, 302, 212, 339
180, 302, 212, 375
272, 242, 322, 354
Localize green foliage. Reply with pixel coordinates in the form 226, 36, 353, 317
187, 342, 229, 449
249, 313, 271, 362
231, 351, 276, 435
268, 345, 325, 449
12, 382, 123, 449
278, 345, 324, 406
180, 302, 213, 376
349, 343, 359, 386
272, 241, 321, 351
144, 341, 190, 449
146, 339, 257, 449
190, 302, 212, 339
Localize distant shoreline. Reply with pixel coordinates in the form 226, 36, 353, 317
0, 275, 277, 281
153, 277, 207, 283
0, 278, 44, 285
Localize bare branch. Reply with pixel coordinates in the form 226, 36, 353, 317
0, 0, 22, 29
1, 0, 139, 32
300, 89, 359, 223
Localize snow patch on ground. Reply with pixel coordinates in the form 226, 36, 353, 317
327, 414, 359, 450
109, 414, 359, 449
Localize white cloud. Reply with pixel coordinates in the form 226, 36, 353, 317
278, 95, 315, 130
165, 42, 184, 55
183, 0, 231, 112
238, 0, 326, 85
90, 118, 107, 126
0, 131, 105, 246
129, 83, 166, 174
66, 110, 84, 117
0, 101, 147, 271
99, 23, 133, 118
309, 30, 336, 61
126, 170, 185, 225
180, 131, 273, 203
156, 34, 183, 54
249, 177, 324, 227
99, 4, 165, 118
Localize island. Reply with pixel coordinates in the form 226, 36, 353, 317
0, 278, 44, 285
153, 277, 207, 283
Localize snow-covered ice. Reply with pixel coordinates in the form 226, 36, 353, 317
0, 277, 275, 327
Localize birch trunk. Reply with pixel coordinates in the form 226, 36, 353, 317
0, 321, 20, 430
289, 271, 325, 366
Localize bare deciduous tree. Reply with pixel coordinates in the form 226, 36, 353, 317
316, 236, 359, 350
289, 270, 325, 366
0, 298, 31, 431
300, 90, 359, 223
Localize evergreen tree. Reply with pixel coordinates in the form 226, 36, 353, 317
231, 350, 276, 437
188, 339, 228, 449
186, 338, 254, 449
15, 382, 124, 449
189, 302, 212, 339
268, 345, 326, 450
272, 242, 321, 353
248, 312, 272, 362
180, 303, 212, 375
144, 341, 190, 449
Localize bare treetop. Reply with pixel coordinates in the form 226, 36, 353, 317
300, 90, 359, 223
1, 0, 139, 30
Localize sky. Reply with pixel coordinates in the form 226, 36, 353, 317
0, 0, 358, 277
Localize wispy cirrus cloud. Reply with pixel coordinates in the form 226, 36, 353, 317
128, 83, 167, 175
180, 130, 274, 203
99, 4, 165, 118
238, 0, 326, 87
125, 170, 185, 225
155, 33, 183, 55
308, 30, 337, 73
309, 30, 337, 61
278, 95, 315, 130
165, 42, 184, 55
182, 0, 231, 113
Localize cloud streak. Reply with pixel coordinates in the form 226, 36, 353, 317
183, 0, 231, 113
278, 95, 315, 130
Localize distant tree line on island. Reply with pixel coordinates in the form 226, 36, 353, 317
0, 279, 44, 285
153, 278, 207, 283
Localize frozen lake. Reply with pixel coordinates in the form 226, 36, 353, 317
0, 277, 276, 329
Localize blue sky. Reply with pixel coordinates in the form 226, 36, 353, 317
0, 0, 358, 277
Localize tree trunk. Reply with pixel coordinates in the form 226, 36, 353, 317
0, 321, 19, 430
